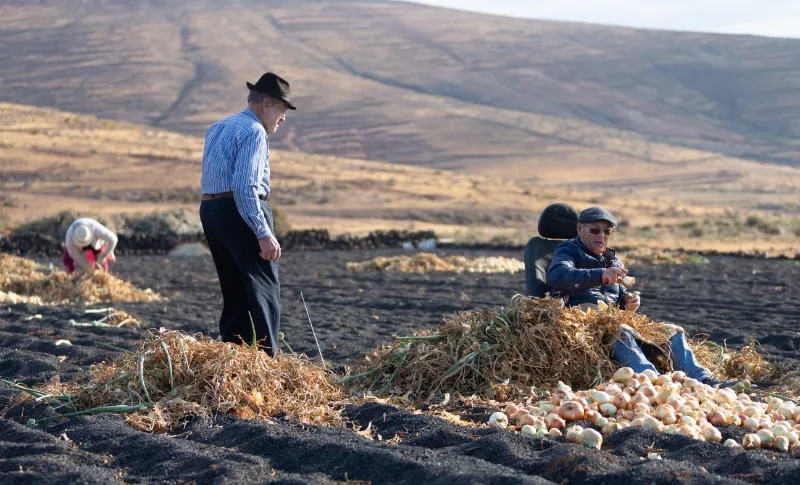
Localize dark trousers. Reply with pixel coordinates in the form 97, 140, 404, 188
199, 197, 280, 355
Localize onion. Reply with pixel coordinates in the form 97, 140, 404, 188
601, 423, 622, 435
554, 389, 574, 401
666, 396, 685, 411
488, 412, 508, 429
771, 424, 789, 438
521, 424, 537, 436
600, 403, 618, 417
622, 410, 635, 421
713, 389, 734, 405
528, 407, 546, 417
548, 428, 563, 438
641, 369, 659, 383
654, 404, 672, 420
681, 416, 696, 427
520, 414, 537, 427
743, 405, 762, 418
630, 418, 644, 428
623, 387, 637, 396
634, 403, 652, 416
584, 410, 601, 424
744, 417, 760, 430
557, 381, 573, 392
627, 379, 641, 391
613, 393, 631, 410
548, 416, 566, 429
505, 403, 520, 417
595, 416, 609, 428
559, 401, 585, 422
756, 429, 774, 447
631, 393, 650, 407
794, 410, 800, 423
709, 411, 727, 426
539, 402, 557, 414
724, 439, 739, 447
792, 442, 800, 458
702, 425, 722, 442
743, 434, 762, 449
635, 373, 648, 384
730, 415, 742, 427
535, 428, 548, 438
565, 425, 584, 443
613, 367, 635, 384
661, 412, 677, 425
511, 409, 529, 422
590, 391, 611, 405
773, 435, 790, 452
580, 428, 603, 450
655, 374, 672, 386
676, 425, 697, 438
786, 431, 798, 445
671, 371, 686, 383
647, 452, 662, 460
643, 416, 662, 432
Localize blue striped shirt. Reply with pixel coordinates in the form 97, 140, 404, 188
200, 108, 271, 238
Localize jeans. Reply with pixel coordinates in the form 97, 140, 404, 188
613, 329, 710, 381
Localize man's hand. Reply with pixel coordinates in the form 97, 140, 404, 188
258, 235, 281, 261
624, 293, 641, 312
602, 267, 627, 284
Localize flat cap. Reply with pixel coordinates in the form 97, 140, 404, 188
578, 206, 617, 227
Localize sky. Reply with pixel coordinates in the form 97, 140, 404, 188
410, 1, 800, 39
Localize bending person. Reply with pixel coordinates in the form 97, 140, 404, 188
63, 217, 118, 274
547, 206, 743, 389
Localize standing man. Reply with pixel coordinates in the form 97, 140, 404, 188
199, 72, 295, 355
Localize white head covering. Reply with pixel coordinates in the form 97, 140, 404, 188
71, 223, 93, 248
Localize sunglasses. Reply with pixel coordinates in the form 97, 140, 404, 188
583, 224, 614, 236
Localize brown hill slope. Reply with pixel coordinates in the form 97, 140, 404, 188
1, 0, 800, 176
2, 102, 799, 256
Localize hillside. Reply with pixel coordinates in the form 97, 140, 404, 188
2, 103, 799, 256
1, 0, 800, 180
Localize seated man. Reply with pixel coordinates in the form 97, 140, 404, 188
63, 217, 118, 274
547, 206, 741, 388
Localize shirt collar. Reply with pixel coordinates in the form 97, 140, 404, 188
243, 108, 260, 122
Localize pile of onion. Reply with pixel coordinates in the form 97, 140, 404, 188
486, 367, 800, 456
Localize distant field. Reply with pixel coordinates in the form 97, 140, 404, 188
2, 103, 798, 257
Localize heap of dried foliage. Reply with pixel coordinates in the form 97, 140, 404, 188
0, 254, 159, 304
345, 295, 779, 402
7, 329, 342, 432
347, 253, 525, 274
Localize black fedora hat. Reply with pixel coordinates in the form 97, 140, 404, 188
246, 72, 296, 110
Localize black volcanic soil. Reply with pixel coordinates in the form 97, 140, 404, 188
1, 249, 799, 485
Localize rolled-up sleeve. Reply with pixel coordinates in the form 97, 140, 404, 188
232, 130, 270, 239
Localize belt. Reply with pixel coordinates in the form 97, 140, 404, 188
202, 191, 268, 201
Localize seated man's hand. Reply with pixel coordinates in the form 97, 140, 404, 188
624, 293, 641, 311
106, 252, 116, 263
602, 267, 627, 284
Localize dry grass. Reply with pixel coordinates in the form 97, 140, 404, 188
346, 253, 525, 274
26, 329, 342, 432
0, 254, 160, 305
345, 296, 780, 402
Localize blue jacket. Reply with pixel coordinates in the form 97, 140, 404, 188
546, 237, 628, 308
